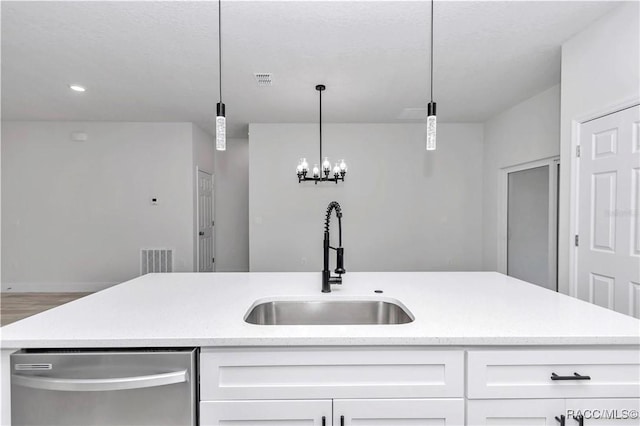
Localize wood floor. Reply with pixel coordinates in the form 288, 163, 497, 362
1, 292, 91, 326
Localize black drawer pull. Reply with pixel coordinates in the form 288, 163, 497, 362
555, 415, 566, 426
573, 414, 584, 426
551, 372, 591, 381
322, 416, 326, 426
341, 415, 345, 426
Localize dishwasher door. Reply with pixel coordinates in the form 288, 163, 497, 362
11, 349, 197, 426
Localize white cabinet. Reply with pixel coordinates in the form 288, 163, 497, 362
467, 349, 640, 399
200, 347, 464, 400
199, 347, 640, 426
334, 398, 464, 425
468, 399, 568, 425
200, 399, 331, 425
466, 350, 640, 426
201, 399, 464, 426
468, 399, 640, 426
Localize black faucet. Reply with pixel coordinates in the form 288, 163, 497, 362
322, 201, 346, 293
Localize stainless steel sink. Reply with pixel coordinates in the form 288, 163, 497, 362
244, 299, 414, 325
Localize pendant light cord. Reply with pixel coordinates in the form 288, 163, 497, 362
218, 0, 223, 103
430, 0, 434, 103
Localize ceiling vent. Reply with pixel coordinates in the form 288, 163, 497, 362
254, 73, 273, 87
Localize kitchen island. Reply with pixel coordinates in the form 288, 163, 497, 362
2, 272, 639, 424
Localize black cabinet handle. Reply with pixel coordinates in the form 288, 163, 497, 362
555, 415, 566, 426
573, 415, 584, 426
341, 415, 345, 426
551, 372, 591, 381
322, 416, 326, 426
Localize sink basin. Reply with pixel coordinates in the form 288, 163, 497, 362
244, 299, 414, 325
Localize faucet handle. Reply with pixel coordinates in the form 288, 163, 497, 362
335, 247, 346, 275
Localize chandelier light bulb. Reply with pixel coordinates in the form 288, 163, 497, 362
300, 158, 309, 172
339, 159, 347, 172
322, 157, 331, 172
296, 163, 303, 173
312, 164, 320, 178
333, 163, 341, 175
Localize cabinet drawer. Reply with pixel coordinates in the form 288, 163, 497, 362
200, 347, 464, 400
200, 400, 331, 426
467, 349, 640, 399
467, 399, 566, 425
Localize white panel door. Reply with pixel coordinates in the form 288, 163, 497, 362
467, 399, 565, 426
200, 400, 331, 425
565, 398, 640, 425
577, 105, 640, 316
198, 170, 214, 272
333, 398, 464, 426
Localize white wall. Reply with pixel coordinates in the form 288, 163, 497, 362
1, 122, 194, 291
482, 85, 560, 271
249, 123, 484, 272
215, 138, 249, 272
558, 2, 640, 295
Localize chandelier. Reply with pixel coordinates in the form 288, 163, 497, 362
296, 84, 347, 184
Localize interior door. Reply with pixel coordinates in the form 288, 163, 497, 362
507, 165, 553, 290
577, 105, 640, 317
200, 400, 331, 425
333, 398, 464, 425
467, 399, 565, 426
198, 170, 214, 272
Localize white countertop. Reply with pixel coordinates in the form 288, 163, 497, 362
1, 272, 639, 348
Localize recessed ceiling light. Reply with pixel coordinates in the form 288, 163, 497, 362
69, 84, 86, 92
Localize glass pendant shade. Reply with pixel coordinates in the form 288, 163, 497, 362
216, 102, 226, 151
426, 102, 436, 151
426, 115, 437, 151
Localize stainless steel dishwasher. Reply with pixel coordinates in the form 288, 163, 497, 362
11, 348, 197, 426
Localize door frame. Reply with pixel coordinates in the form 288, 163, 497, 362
568, 98, 640, 297
497, 156, 560, 290
196, 166, 215, 272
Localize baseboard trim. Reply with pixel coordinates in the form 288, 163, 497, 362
1, 282, 118, 293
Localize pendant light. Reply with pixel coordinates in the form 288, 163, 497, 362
296, 85, 347, 184
426, 0, 437, 151
216, 0, 226, 151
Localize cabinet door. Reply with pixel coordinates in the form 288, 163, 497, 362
333, 398, 464, 425
467, 399, 565, 425
566, 398, 640, 425
200, 399, 331, 425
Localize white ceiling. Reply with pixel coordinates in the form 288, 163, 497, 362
1, 1, 620, 137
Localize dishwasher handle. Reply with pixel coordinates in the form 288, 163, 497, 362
12, 370, 188, 392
